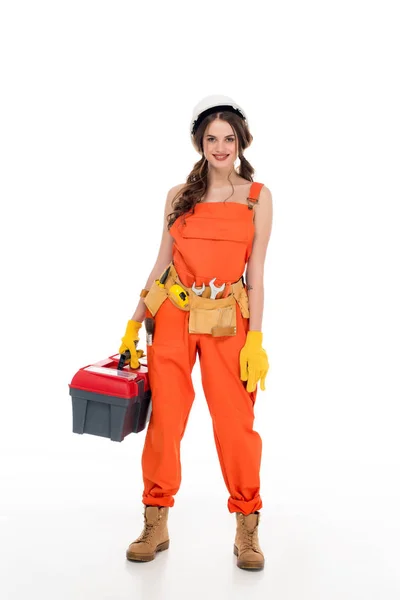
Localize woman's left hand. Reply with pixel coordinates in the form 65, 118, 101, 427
239, 331, 269, 392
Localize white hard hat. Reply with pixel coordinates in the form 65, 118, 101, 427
190, 94, 248, 137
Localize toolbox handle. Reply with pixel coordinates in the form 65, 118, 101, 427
117, 337, 144, 370
117, 349, 131, 371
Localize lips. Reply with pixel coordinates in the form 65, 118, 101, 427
214, 154, 229, 160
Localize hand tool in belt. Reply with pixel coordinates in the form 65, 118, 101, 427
209, 277, 225, 299
157, 265, 171, 287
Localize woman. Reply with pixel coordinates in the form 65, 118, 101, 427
119, 95, 273, 570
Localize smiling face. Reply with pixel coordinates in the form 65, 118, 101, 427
202, 118, 238, 168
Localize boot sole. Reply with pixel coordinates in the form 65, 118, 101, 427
233, 544, 265, 570
126, 539, 170, 562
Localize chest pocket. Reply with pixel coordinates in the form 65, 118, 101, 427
181, 217, 250, 243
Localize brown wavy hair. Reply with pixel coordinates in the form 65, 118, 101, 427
166, 111, 255, 229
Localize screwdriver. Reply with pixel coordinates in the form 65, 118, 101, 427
157, 265, 171, 287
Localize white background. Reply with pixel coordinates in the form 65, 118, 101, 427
1, 1, 400, 598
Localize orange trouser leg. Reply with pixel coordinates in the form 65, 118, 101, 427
141, 301, 197, 508
198, 302, 263, 515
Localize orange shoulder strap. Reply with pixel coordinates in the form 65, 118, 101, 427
247, 182, 264, 207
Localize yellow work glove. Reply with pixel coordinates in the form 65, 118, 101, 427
119, 320, 145, 369
239, 331, 269, 392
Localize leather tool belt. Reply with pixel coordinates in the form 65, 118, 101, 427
143, 262, 250, 337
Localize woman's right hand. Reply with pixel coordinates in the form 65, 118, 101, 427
119, 320, 144, 369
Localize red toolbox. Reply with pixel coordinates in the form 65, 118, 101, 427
69, 354, 151, 442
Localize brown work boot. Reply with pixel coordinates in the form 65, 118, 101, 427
233, 511, 265, 570
126, 505, 170, 562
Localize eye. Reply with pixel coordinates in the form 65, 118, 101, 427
207, 137, 235, 142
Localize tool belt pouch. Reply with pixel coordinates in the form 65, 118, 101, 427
143, 280, 168, 317
232, 284, 250, 319
188, 293, 237, 337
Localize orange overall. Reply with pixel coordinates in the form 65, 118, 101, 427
142, 182, 264, 515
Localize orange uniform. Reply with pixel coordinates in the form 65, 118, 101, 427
141, 182, 264, 515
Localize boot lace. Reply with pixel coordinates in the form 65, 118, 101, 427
136, 513, 160, 544
241, 527, 256, 551
137, 524, 156, 544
